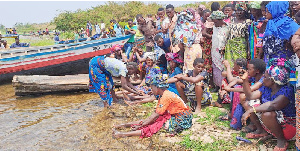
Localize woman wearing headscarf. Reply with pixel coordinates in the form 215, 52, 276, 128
165, 53, 183, 95
88, 55, 141, 107
263, 1, 300, 100
248, 1, 264, 60
225, 2, 251, 67
211, 11, 230, 89
113, 74, 192, 138
109, 44, 128, 62
241, 58, 296, 151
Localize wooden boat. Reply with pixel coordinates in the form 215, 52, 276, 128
0, 35, 144, 83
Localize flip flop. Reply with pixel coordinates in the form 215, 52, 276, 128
246, 132, 268, 139
273, 142, 289, 151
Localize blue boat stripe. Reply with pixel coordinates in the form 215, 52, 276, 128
0, 35, 130, 62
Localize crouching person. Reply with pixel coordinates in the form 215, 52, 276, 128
113, 74, 193, 138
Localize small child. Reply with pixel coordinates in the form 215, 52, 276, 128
173, 58, 212, 113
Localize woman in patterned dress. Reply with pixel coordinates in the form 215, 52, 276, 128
225, 2, 251, 67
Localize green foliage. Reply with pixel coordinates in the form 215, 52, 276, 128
197, 107, 230, 128
180, 134, 237, 151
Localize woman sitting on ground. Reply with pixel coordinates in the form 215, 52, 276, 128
241, 58, 296, 151
122, 52, 161, 105
89, 55, 141, 107
128, 46, 145, 81
174, 58, 212, 113
113, 74, 193, 138
165, 52, 183, 96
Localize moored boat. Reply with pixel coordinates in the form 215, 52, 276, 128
0, 35, 143, 83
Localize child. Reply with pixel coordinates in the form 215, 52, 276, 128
113, 74, 192, 138
222, 4, 235, 24
212, 58, 247, 108
174, 58, 212, 113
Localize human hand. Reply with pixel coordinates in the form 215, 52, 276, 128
241, 71, 248, 80
174, 74, 184, 80
222, 60, 230, 68
241, 110, 252, 125
224, 86, 231, 92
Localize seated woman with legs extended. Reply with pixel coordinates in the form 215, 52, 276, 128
173, 58, 212, 113
241, 58, 296, 151
113, 74, 193, 138
122, 52, 162, 105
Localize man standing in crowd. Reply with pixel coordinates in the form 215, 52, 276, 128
136, 14, 156, 52
124, 19, 137, 59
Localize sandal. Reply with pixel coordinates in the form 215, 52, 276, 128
246, 132, 268, 139
273, 142, 289, 151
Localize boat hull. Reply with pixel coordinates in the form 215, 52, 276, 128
0, 35, 138, 83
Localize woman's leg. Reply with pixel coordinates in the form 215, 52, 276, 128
114, 120, 143, 129
195, 85, 203, 112
112, 129, 142, 138
261, 111, 287, 148
176, 81, 188, 103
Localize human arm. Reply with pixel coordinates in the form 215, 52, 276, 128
132, 112, 160, 130
242, 95, 289, 125
121, 76, 141, 95
179, 74, 204, 83
241, 72, 262, 100
202, 27, 212, 39
122, 53, 128, 62
226, 79, 263, 93
128, 49, 135, 62
136, 52, 146, 62
223, 60, 236, 83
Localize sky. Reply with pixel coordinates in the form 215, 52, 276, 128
1, 1, 198, 28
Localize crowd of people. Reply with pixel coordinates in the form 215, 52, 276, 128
88, 1, 300, 151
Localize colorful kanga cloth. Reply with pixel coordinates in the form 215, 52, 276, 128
156, 90, 192, 133
183, 44, 202, 74
201, 22, 213, 74
225, 19, 251, 67
173, 9, 198, 47
89, 56, 127, 106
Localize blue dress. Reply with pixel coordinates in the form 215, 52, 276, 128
167, 67, 182, 95
259, 85, 295, 117
89, 56, 127, 105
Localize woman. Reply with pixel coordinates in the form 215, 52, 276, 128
241, 58, 296, 151
211, 11, 230, 89
249, 1, 264, 59
263, 1, 299, 68
109, 44, 128, 62
89, 55, 141, 107
172, 9, 201, 74
201, 9, 214, 89
113, 74, 192, 138
225, 2, 251, 67
222, 4, 235, 24
165, 52, 183, 96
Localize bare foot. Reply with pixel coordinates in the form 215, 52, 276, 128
103, 102, 109, 107
113, 124, 126, 129
194, 108, 201, 114
112, 128, 126, 138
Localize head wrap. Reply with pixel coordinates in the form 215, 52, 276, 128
148, 74, 169, 88
144, 52, 156, 62
249, 1, 261, 9
266, 58, 296, 86
209, 11, 227, 20
264, 1, 300, 40
198, 4, 206, 10
110, 44, 122, 53
236, 2, 249, 11
166, 53, 183, 64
